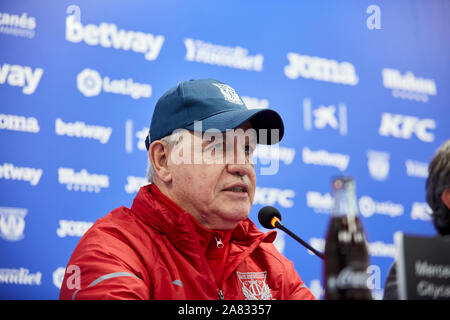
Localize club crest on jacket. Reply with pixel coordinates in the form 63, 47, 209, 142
237, 271, 273, 300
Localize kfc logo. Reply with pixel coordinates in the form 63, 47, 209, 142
378, 113, 435, 143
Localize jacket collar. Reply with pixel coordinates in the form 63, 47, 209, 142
130, 184, 276, 250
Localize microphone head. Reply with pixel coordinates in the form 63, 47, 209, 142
258, 206, 282, 229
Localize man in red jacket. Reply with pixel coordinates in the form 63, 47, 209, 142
60, 79, 315, 300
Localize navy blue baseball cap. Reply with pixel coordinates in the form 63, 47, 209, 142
145, 78, 284, 149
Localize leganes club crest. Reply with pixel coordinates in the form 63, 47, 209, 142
367, 150, 390, 181
0, 207, 27, 241
212, 83, 244, 106
237, 271, 273, 300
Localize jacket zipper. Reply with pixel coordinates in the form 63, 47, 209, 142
215, 233, 225, 299
218, 288, 224, 300
214, 234, 224, 248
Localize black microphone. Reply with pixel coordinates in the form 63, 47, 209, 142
258, 206, 325, 260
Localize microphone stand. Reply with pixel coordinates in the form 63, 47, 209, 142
274, 221, 325, 260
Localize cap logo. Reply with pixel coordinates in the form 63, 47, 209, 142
212, 83, 244, 106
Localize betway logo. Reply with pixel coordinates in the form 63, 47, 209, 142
254, 187, 295, 208
184, 38, 263, 72
0, 63, 43, 95
55, 118, 112, 144
378, 113, 435, 143
284, 53, 358, 85
302, 147, 350, 171
0, 113, 39, 133
65, 15, 164, 61
254, 145, 295, 166
0, 163, 42, 186
56, 219, 93, 238
58, 167, 109, 193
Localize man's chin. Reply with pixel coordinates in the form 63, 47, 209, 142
220, 209, 250, 225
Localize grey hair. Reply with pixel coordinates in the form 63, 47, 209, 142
426, 139, 450, 236
146, 130, 186, 183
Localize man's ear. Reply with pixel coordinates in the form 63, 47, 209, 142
441, 189, 450, 210
148, 141, 172, 183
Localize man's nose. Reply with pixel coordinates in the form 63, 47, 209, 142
227, 163, 253, 177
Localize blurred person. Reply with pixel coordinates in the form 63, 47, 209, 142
59, 79, 315, 300
383, 139, 450, 299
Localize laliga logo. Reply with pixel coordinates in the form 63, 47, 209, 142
358, 196, 404, 218
77, 68, 102, 97
76, 68, 152, 99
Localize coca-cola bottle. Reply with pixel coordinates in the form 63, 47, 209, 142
323, 176, 372, 300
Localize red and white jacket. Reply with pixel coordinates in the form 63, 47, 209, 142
59, 184, 315, 300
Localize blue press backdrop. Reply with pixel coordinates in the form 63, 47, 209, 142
1, 0, 449, 299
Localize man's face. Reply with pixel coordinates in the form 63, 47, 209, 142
167, 122, 257, 230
